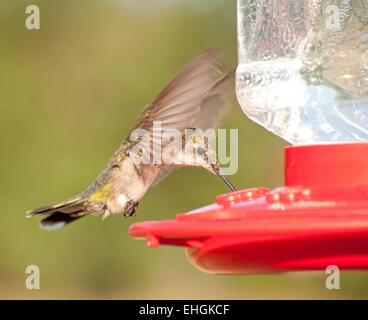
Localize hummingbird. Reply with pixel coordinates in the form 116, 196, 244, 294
27, 49, 236, 230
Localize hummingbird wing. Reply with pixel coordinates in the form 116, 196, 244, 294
192, 70, 235, 131
151, 70, 235, 187
129, 49, 223, 162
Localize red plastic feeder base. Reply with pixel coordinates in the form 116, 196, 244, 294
129, 143, 368, 274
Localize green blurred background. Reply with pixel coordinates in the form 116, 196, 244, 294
0, 0, 367, 299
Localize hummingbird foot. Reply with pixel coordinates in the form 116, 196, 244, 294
102, 210, 111, 220
123, 200, 139, 218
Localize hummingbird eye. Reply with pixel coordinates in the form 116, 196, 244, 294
197, 147, 205, 155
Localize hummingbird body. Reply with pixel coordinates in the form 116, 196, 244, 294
27, 49, 236, 229
79, 138, 161, 218
98, 146, 160, 218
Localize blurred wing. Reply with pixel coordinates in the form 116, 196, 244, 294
151, 70, 235, 187
129, 49, 222, 161
150, 165, 180, 187
193, 70, 235, 131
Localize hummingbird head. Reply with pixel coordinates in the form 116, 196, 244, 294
179, 129, 236, 192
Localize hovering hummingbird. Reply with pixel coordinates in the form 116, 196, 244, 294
27, 49, 236, 229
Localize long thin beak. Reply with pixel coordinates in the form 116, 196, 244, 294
213, 166, 237, 192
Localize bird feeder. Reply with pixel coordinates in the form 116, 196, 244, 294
129, 0, 368, 273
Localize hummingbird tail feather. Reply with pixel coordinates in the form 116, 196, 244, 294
26, 196, 88, 230
39, 211, 86, 230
